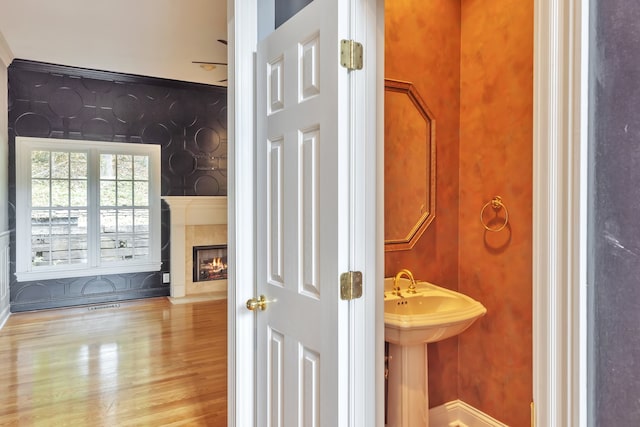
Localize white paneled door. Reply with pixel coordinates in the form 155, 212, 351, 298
255, 0, 365, 425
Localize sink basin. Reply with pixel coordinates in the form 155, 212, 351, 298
384, 278, 486, 345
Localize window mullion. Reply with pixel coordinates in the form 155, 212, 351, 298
88, 148, 101, 268
17, 142, 32, 273
66, 152, 72, 266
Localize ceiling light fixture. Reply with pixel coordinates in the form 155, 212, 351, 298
192, 61, 227, 71
192, 40, 229, 80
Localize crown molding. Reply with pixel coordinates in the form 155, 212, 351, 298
0, 30, 14, 67
9, 59, 226, 92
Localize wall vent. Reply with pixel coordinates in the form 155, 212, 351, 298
88, 303, 121, 311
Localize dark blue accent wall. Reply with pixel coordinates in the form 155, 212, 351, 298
589, 0, 640, 424
7, 60, 227, 312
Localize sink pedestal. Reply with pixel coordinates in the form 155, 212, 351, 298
383, 279, 487, 426
387, 342, 430, 426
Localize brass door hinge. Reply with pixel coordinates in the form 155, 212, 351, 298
340, 39, 363, 71
340, 271, 363, 300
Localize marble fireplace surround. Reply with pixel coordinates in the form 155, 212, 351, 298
162, 196, 227, 298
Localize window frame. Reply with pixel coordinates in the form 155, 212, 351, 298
15, 136, 162, 282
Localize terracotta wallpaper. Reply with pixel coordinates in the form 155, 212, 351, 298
458, 0, 533, 426
385, 0, 461, 406
384, 0, 533, 424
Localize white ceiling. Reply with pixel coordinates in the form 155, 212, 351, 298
0, 0, 228, 86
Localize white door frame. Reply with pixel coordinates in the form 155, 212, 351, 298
533, 0, 588, 425
228, 0, 590, 425
226, 0, 256, 426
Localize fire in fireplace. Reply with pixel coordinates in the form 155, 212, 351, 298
193, 244, 228, 282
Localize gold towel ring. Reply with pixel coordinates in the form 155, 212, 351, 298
480, 196, 509, 232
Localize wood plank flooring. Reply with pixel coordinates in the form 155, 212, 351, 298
0, 297, 227, 426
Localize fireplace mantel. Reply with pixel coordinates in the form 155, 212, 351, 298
162, 196, 227, 297
162, 196, 227, 226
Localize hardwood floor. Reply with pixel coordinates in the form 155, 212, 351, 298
0, 297, 227, 426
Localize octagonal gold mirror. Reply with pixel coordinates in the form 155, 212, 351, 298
384, 79, 436, 251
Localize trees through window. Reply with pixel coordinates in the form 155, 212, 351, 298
15, 137, 161, 281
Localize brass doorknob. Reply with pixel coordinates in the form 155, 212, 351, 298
246, 295, 267, 311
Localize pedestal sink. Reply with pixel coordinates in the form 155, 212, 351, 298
384, 278, 486, 427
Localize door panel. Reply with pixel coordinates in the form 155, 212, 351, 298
301, 127, 319, 298
256, 0, 349, 425
268, 329, 284, 426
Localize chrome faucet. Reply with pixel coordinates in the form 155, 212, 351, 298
393, 269, 417, 295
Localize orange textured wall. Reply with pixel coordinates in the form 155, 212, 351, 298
458, 0, 533, 426
384, 1, 533, 420
384, 0, 461, 406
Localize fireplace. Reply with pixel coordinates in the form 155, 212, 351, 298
162, 196, 227, 298
193, 245, 228, 282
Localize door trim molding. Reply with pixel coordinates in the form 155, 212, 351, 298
228, 0, 257, 426
349, 0, 383, 425
533, 0, 588, 425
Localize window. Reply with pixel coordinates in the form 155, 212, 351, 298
15, 137, 161, 281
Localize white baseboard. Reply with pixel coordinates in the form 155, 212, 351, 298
430, 400, 508, 427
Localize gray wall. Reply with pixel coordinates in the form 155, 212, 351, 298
259, 0, 313, 41
275, 0, 313, 28
589, 0, 640, 424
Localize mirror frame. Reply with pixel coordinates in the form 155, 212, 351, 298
384, 79, 436, 251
